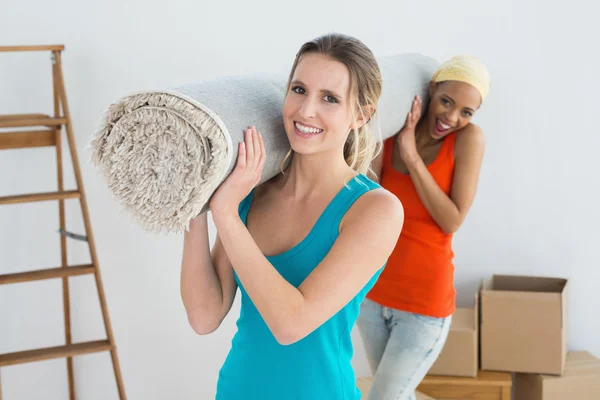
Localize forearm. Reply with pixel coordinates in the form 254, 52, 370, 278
406, 156, 461, 233
215, 214, 305, 341
180, 214, 226, 329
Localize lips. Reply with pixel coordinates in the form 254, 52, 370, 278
294, 121, 323, 138
435, 118, 453, 135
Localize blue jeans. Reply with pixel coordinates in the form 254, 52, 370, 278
356, 298, 452, 400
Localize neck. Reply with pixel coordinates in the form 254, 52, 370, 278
280, 148, 356, 200
415, 117, 440, 149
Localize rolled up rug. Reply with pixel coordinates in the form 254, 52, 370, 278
89, 53, 438, 234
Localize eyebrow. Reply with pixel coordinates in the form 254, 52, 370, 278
291, 80, 344, 100
441, 94, 475, 113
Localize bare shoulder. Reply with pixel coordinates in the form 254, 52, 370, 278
341, 187, 404, 233
456, 123, 485, 147
455, 123, 485, 159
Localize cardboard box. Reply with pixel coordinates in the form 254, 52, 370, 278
481, 275, 568, 375
428, 292, 479, 377
515, 351, 600, 400
415, 391, 435, 400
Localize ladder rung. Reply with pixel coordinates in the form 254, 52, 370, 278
0, 45, 65, 53
0, 264, 95, 285
0, 129, 56, 150
0, 113, 49, 121
0, 190, 80, 205
0, 116, 66, 129
0, 340, 112, 367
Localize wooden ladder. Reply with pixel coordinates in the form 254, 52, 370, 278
0, 45, 126, 400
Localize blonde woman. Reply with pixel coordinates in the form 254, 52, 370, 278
180, 33, 403, 399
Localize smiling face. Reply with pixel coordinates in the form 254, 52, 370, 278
282, 52, 360, 157
426, 80, 482, 139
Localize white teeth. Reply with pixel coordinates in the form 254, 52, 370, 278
439, 120, 451, 130
295, 122, 322, 134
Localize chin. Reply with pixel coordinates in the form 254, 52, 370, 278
287, 137, 320, 156
429, 116, 458, 140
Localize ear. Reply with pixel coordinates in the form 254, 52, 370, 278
355, 104, 376, 130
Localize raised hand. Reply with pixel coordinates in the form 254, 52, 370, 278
209, 126, 266, 219
397, 95, 422, 164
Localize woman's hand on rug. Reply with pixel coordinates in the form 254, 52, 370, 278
397, 95, 421, 164
210, 126, 265, 220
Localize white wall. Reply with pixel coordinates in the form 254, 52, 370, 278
1, 0, 598, 399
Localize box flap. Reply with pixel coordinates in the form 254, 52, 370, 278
452, 308, 475, 331
482, 276, 493, 291
475, 282, 481, 329
490, 275, 567, 293
449, 288, 478, 331
561, 281, 569, 368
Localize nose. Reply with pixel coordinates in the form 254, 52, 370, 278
446, 109, 459, 124
299, 95, 317, 119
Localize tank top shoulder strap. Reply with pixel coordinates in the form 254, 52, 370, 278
382, 136, 395, 169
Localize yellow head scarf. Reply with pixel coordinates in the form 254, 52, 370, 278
432, 55, 491, 102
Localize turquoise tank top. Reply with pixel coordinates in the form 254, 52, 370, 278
215, 173, 384, 400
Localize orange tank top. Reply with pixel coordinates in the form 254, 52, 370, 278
366, 133, 457, 318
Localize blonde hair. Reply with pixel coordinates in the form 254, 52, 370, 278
281, 33, 383, 176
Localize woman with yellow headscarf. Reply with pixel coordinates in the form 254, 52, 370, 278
357, 55, 490, 400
